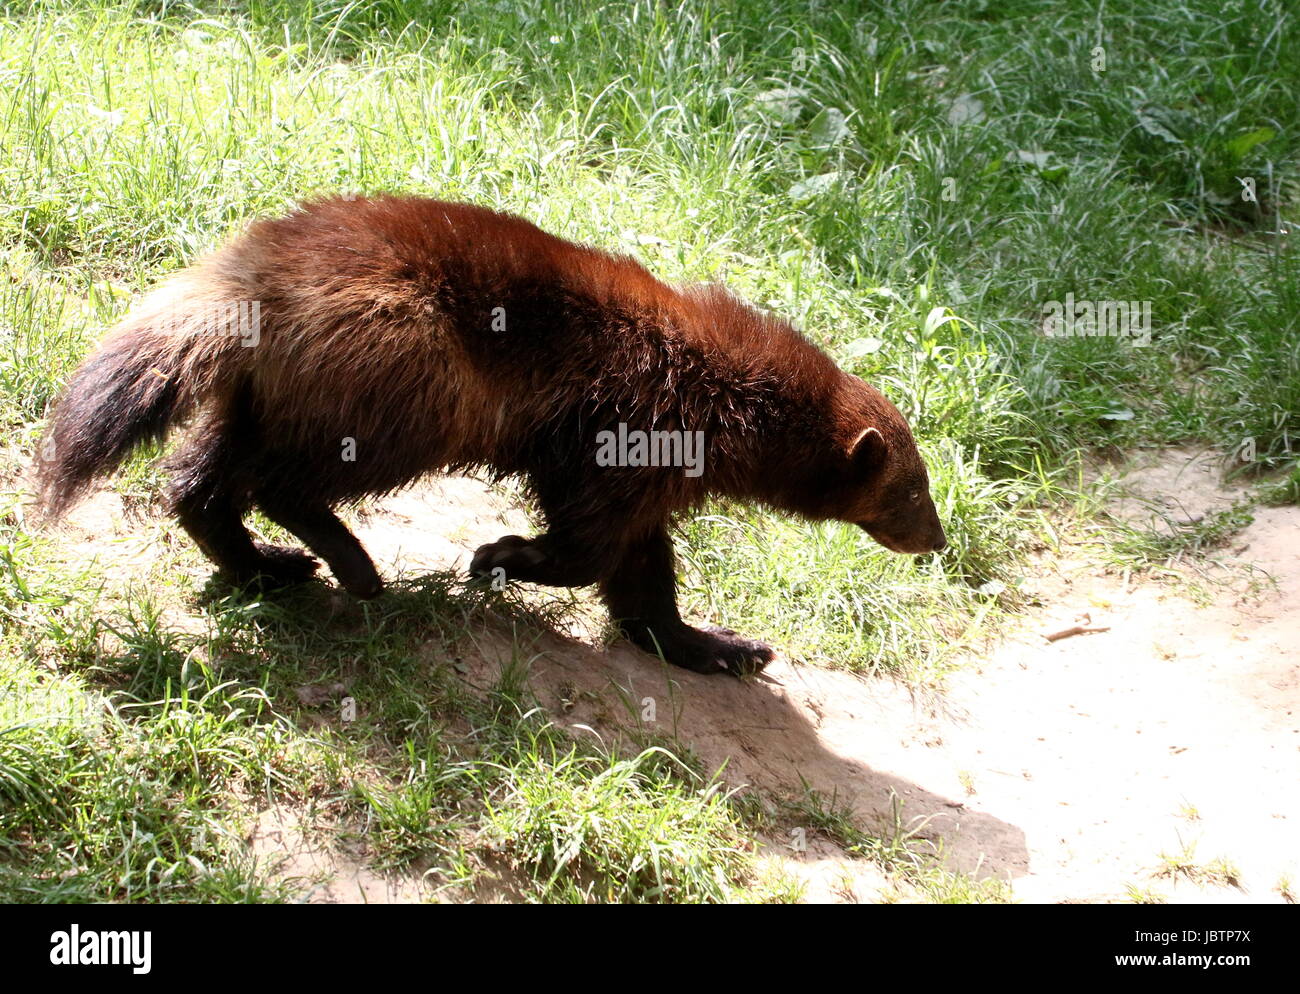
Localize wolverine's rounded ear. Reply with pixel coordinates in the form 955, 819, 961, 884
848, 426, 887, 471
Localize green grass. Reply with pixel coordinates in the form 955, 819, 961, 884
1, 0, 1296, 902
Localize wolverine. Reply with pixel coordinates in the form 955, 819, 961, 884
37, 196, 946, 676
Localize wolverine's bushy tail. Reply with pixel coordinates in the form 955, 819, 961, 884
36, 273, 245, 518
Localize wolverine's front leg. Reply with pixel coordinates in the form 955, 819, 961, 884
600, 526, 773, 677
470, 526, 769, 675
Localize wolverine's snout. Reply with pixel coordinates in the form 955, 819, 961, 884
859, 521, 947, 555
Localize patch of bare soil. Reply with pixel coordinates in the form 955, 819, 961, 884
926, 509, 1298, 903
351, 450, 1299, 902
1087, 445, 1251, 530
247, 806, 434, 904
43, 449, 1300, 903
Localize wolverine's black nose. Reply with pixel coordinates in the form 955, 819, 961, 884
932, 535, 947, 552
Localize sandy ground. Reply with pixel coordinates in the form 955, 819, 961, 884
44, 451, 1300, 903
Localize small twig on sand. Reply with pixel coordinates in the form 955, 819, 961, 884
1043, 611, 1110, 642
1043, 623, 1111, 642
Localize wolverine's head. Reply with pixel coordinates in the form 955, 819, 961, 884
812, 374, 947, 555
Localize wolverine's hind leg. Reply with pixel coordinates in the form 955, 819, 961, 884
253, 489, 383, 599
469, 469, 626, 588
469, 532, 608, 588
166, 430, 319, 589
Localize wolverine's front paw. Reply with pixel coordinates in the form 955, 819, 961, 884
469, 535, 545, 582
624, 621, 774, 677
692, 626, 775, 677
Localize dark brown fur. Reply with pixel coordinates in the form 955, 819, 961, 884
37, 195, 946, 675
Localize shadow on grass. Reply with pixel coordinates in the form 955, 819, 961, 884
47, 562, 1029, 896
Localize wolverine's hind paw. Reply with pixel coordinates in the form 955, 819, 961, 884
218, 555, 318, 596
232, 543, 321, 589
469, 535, 546, 582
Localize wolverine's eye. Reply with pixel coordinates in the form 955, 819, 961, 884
909, 491, 921, 503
